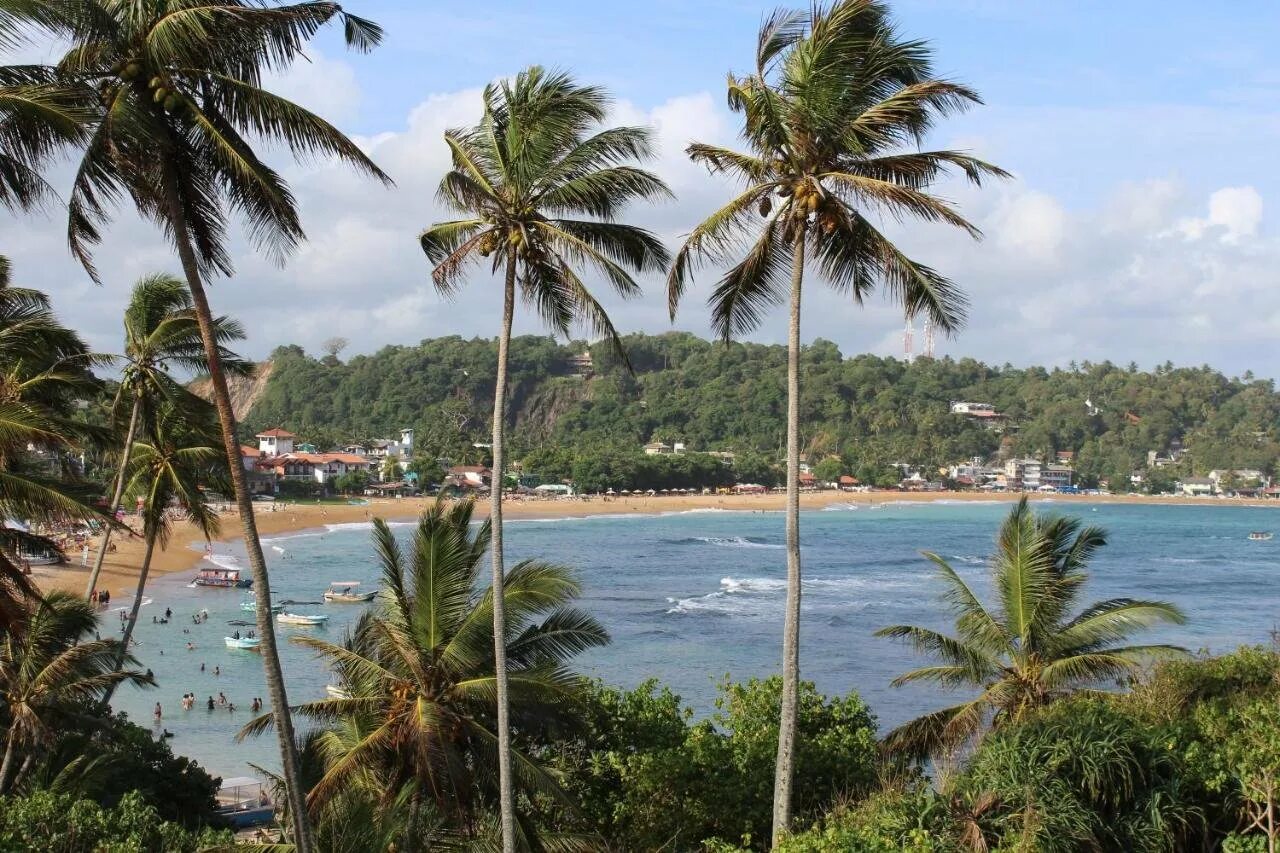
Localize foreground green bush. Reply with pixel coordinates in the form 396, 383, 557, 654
552, 676, 878, 850
0, 790, 231, 852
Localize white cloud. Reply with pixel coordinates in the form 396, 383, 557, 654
1, 87, 1278, 381
264, 50, 363, 125
1177, 185, 1263, 243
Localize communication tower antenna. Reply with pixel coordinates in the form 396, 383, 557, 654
922, 317, 935, 359
903, 315, 915, 364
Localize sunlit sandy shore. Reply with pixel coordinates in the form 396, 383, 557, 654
33, 489, 1279, 595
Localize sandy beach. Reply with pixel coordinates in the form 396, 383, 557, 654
34, 489, 1280, 596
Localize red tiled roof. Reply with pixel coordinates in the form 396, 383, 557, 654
240, 445, 262, 457
838, 475, 858, 484
256, 428, 296, 438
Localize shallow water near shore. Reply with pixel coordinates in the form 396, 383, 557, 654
110, 501, 1280, 779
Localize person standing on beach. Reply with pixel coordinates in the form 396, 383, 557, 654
153, 702, 162, 722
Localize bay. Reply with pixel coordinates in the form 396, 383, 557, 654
109, 501, 1280, 779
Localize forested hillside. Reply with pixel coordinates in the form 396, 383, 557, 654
241, 333, 1280, 488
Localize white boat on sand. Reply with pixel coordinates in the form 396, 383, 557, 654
323, 581, 376, 603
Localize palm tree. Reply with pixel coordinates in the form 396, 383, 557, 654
239, 498, 608, 847
0, 590, 151, 792
3, 5, 391, 845
0, 67, 92, 211
877, 497, 1188, 760
106, 405, 225, 701
419, 65, 670, 848
0, 256, 107, 632
664, 2, 1006, 839
84, 273, 249, 599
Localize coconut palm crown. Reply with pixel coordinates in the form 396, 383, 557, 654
666, 0, 1008, 338
878, 497, 1188, 760
240, 498, 609, 833
420, 65, 672, 350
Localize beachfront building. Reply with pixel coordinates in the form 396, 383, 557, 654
1181, 477, 1215, 497
1004, 458, 1042, 491
256, 428, 295, 456
1041, 464, 1075, 490
445, 465, 491, 491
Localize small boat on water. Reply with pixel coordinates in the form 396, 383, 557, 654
240, 600, 283, 613
215, 777, 274, 829
323, 581, 376, 603
277, 611, 329, 626
1249, 531, 1274, 541
224, 635, 261, 650
193, 568, 252, 588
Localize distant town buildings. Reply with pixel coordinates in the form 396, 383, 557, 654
244, 427, 414, 495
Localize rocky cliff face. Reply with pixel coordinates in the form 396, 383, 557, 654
188, 360, 274, 422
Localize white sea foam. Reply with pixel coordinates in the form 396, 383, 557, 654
666, 574, 911, 615
270, 545, 286, 554
693, 536, 783, 550
950, 554, 987, 565
322, 521, 414, 533
822, 503, 859, 512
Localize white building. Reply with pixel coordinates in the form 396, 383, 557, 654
256, 428, 296, 456
1004, 458, 1042, 491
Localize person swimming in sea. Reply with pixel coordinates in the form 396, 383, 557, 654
207, 696, 214, 711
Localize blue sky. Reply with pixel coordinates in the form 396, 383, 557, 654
5, 1, 1280, 375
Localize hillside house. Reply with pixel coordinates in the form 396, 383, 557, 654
256, 428, 295, 456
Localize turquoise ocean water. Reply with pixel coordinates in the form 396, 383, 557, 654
108, 501, 1280, 779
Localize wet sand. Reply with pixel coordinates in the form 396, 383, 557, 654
34, 490, 1278, 596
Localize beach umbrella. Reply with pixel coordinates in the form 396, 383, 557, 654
647, 489, 656, 495
606, 488, 616, 495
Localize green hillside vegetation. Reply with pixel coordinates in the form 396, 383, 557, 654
242, 333, 1280, 490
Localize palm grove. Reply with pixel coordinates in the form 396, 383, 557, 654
0, 2, 1275, 852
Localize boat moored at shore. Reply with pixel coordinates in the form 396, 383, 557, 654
193, 568, 251, 588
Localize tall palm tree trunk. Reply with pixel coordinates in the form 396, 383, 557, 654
771, 234, 805, 847
159, 160, 313, 853
84, 395, 140, 599
491, 249, 517, 852
105, 532, 155, 702
0, 727, 18, 794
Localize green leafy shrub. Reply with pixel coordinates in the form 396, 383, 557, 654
0, 789, 231, 852
553, 676, 877, 851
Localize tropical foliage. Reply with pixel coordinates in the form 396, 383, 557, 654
240, 498, 609, 847
550, 677, 878, 851
1, 3, 393, 843
0, 257, 106, 631
246, 334, 1280, 490
0, 591, 150, 793
0, 789, 231, 853
86, 272, 248, 598
877, 497, 1187, 759
107, 404, 226, 695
